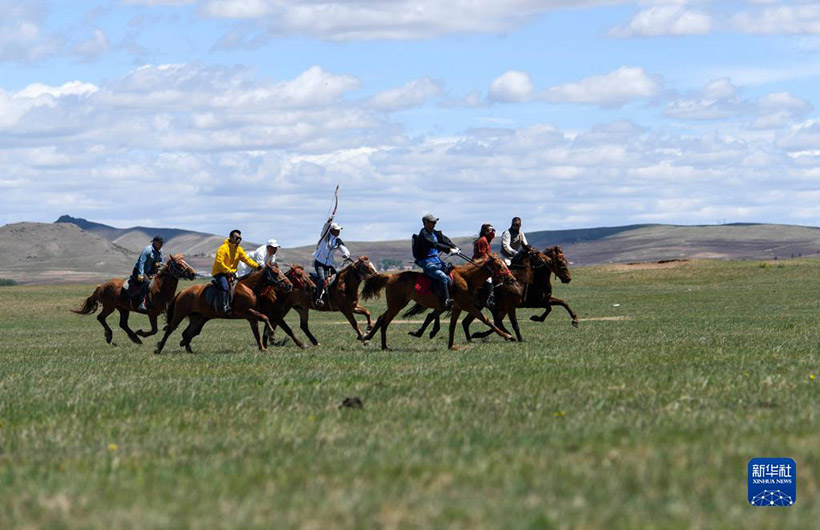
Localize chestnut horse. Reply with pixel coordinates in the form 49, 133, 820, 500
71, 254, 197, 345
259, 264, 317, 349
360, 254, 517, 350
153, 264, 292, 354
408, 246, 550, 342
469, 245, 577, 340
281, 256, 377, 345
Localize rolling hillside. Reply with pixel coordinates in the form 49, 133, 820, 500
0, 218, 818, 284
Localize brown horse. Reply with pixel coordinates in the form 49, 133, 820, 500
153, 264, 292, 354
71, 254, 197, 345
279, 256, 377, 345
409, 246, 550, 342
259, 264, 317, 349
360, 254, 517, 350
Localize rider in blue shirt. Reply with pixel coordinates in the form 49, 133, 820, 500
131, 236, 164, 311
414, 214, 459, 309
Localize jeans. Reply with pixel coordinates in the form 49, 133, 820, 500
313, 260, 336, 292
417, 260, 450, 286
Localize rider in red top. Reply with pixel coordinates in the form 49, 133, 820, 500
473, 224, 496, 308
473, 223, 495, 260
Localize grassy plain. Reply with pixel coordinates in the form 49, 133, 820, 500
0, 259, 818, 529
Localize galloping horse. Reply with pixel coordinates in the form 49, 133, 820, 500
71, 254, 197, 345
259, 264, 317, 349
467, 245, 577, 341
154, 264, 292, 354
408, 246, 550, 342
284, 256, 378, 345
360, 254, 517, 350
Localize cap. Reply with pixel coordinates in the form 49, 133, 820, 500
152, 235, 164, 243
330, 223, 343, 231
422, 213, 439, 223
266, 239, 280, 248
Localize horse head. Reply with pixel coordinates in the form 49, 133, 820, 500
544, 246, 571, 284
286, 264, 316, 295
484, 254, 516, 285
352, 256, 378, 279
165, 254, 197, 280
263, 263, 293, 293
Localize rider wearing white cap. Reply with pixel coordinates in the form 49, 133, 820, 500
237, 238, 280, 277
313, 218, 350, 307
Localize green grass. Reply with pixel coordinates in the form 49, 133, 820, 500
0, 259, 818, 529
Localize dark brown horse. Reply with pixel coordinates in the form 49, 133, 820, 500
153, 264, 292, 354
282, 256, 377, 345
259, 264, 317, 349
71, 254, 197, 345
408, 246, 551, 342
360, 254, 517, 350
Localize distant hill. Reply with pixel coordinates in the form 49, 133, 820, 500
0, 222, 134, 285
1, 218, 818, 285
55, 215, 259, 272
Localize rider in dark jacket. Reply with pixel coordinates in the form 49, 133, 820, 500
415, 213, 459, 308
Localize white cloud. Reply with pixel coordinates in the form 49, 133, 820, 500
731, 5, 820, 35
544, 67, 660, 107
197, 0, 634, 41
489, 71, 534, 103
610, 5, 712, 38
368, 78, 443, 111
73, 29, 111, 60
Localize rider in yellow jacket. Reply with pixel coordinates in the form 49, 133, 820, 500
211, 230, 260, 314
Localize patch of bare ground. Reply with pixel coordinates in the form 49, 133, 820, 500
604, 259, 691, 272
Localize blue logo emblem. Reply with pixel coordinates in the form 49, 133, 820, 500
748, 458, 796, 506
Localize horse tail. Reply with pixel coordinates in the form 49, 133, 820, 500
361, 273, 389, 301
71, 285, 102, 315
402, 303, 428, 318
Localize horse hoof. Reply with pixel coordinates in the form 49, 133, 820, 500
154, 349, 162, 355
507, 336, 516, 342
407, 331, 422, 338
450, 345, 460, 351
572, 321, 579, 328
529, 316, 538, 322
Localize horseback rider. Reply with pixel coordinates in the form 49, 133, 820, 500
132, 235, 164, 312
237, 238, 279, 278
473, 223, 496, 309
313, 218, 350, 307
501, 217, 529, 265
211, 230, 260, 315
414, 213, 459, 309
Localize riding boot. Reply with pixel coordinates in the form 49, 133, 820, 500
219, 290, 232, 315
486, 284, 495, 310
440, 282, 453, 310
315, 287, 325, 308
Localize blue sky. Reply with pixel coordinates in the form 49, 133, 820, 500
1, 1, 819, 246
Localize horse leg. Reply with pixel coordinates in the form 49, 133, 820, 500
353, 304, 373, 332
117, 309, 143, 345
463, 305, 514, 342
136, 314, 159, 338
471, 307, 502, 339
448, 308, 462, 350
248, 320, 266, 352
180, 314, 207, 353
508, 307, 523, 342
550, 296, 580, 328
461, 313, 476, 343
97, 305, 115, 344
408, 310, 436, 338
296, 306, 320, 346
341, 308, 365, 339
154, 307, 187, 355
276, 318, 307, 349
377, 305, 404, 351
530, 303, 552, 322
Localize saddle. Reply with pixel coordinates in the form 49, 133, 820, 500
414, 269, 455, 296
122, 277, 155, 309
204, 277, 238, 313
